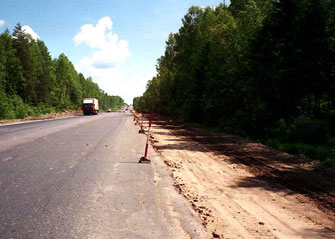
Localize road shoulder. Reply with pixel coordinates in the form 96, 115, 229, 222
133, 112, 335, 239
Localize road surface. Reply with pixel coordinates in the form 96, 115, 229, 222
0, 113, 207, 239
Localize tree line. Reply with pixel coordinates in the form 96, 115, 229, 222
0, 23, 124, 119
133, 0, 335, 162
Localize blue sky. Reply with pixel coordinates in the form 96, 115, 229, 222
0, 0, 224, 103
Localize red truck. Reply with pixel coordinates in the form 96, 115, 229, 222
83, 98, 99, 115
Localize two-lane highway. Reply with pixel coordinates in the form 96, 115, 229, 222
0, 113, 207, 239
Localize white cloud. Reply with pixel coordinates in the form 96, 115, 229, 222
22, 25, 40, 40
0, 20, 5, 27
74, 16, 130, 69
74, 16, 133, 102
74, 16, 113, 48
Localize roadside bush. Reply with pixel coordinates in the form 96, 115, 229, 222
25, 105, 35, 117
271, 119, 288, 141
32, 106, 43, 117
47, 107, 56, 113
284, 143, 329, 161
220, 118, 247, 137
219, 111, 254, 137
37, 102, 47, 114
37, 102, 57, 114
11, 95, 28, 119
326, 138, 335, 162
265, 138, 331, 161
287, 116, 331, 144
0, 91, 16, 119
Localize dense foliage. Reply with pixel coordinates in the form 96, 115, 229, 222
0, 24, 124, 119
134, 0, 335, 161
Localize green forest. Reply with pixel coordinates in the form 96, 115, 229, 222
133, 0, 335, 162
0, 24, 124, 120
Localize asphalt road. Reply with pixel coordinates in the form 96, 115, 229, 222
0, 112, 207, 239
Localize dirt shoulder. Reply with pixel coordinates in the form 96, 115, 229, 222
133, 112, 335, 239
0, 110, 82, 125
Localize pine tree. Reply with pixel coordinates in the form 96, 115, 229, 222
0, 29, 25, 96
12, 23, 38, 103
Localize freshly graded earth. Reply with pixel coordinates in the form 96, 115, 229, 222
134, 112, 335, 239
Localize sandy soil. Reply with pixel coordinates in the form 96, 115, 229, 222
133, 112, 335, 239
0, 110, 82, 125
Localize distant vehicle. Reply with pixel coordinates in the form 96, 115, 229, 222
83, 98, 99, 115
106, 109, 112, 113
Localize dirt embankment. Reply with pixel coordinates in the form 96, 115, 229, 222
133, 112, 335, 239
0, 110, 82, 125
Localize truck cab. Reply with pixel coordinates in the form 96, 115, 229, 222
83, 98, 99, 115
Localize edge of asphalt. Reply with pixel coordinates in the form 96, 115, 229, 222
133, 115, 209, 238
0, 115, 79, 127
